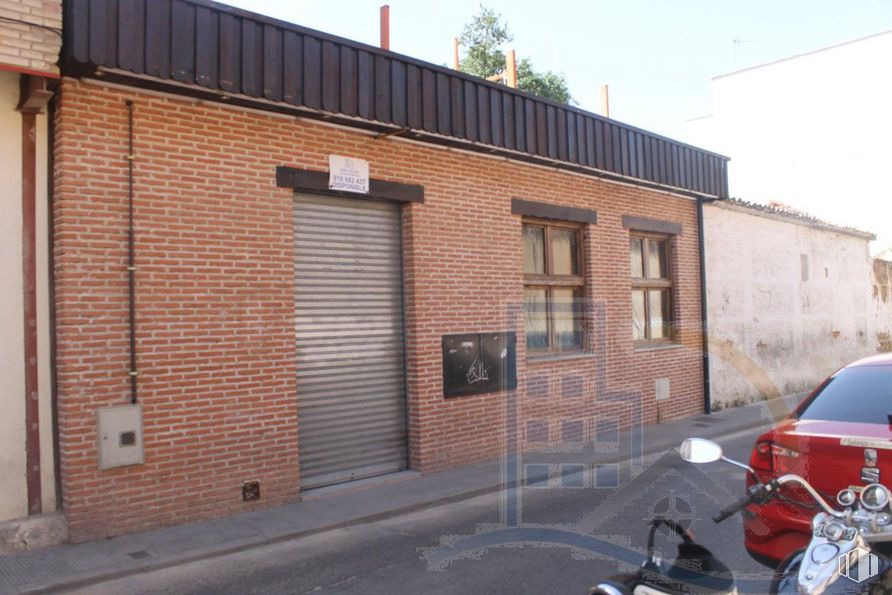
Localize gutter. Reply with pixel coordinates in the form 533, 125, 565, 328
697, 197, 716, 414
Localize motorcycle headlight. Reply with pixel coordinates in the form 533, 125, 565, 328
823, 522, 845, 541
861, 483, 890, 511
838, 489, 857, 507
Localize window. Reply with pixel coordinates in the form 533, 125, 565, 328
630, 234, 673, 343
523, 221, 585, 354
798, 367, 892, 424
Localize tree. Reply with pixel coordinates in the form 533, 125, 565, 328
516, 58, 573, 105
458, 5, 573, 104
458, 6, 511, 80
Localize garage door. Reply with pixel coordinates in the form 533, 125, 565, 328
293, 193, 408, 489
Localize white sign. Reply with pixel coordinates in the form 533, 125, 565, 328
328, 155, 369, 194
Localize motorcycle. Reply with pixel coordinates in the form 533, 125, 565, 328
589, 437, 892, 594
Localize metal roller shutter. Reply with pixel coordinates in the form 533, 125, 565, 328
293, 193, 408, 489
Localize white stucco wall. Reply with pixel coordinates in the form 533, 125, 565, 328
705, 201, 881, 409
0, 70, 28, 522
684, 31, 892, 252
874, 259, 892, 354
0, 69, 56, 523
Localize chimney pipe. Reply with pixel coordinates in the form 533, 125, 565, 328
505, 49, 517, 88
600, 84, 610, 118
380, 5, 390, 50
453, 37, 460, 70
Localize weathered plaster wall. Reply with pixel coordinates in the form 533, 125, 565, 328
0, 70, 27, 522
705, 201, 879, 408
873, 258, 892, 353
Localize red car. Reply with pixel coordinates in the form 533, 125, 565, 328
744, 353, 892, 566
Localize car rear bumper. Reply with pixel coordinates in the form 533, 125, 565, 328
743, 501, 812, 567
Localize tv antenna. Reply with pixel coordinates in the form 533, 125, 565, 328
733, 38, 754, 70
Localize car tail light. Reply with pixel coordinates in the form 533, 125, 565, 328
748, 434, 810, 515
750, 439, 801, 476
750, 439, 774, 474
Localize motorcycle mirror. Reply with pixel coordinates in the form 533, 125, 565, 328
679, 438, 723, 464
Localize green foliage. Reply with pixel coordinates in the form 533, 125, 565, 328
458, 5, 573, 105
516, 58, 573, 105
458, 5, 510, 80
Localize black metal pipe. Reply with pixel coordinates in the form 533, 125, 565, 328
126, 100, 138, 404
697, 197, 713, 414
48, 93, 62, 509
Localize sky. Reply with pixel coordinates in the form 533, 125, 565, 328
222, 0, 892, 247
221, 0, 892, 141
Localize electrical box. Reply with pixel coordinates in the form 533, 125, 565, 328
442, 332, 517, 397
97, 404, 145, 470
655, 378, 671, 401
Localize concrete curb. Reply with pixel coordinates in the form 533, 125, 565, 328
15, 397, 796, 594
0, 514, 67, 557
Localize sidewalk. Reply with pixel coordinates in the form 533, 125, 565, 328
0, 393, 803, 595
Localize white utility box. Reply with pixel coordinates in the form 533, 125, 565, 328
97, 404, 144, 470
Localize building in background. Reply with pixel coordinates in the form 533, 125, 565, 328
704, 198, 891, 409
685, 30, 892, 253
54, 0, 727, 542
0, 0, 65, 552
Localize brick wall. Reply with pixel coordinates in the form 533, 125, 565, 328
55, 78, 704, 541
0, 0, 61, 75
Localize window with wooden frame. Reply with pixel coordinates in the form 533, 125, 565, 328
630, 234, 673, 344
523, 220, 585, 354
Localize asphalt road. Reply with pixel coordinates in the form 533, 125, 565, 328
72, 425, 776, 595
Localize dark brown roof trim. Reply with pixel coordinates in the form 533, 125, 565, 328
63, 0, 729, 199
512, 198, 597, 224
622, 215, 683, 235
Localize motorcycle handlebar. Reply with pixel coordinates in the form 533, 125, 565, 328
712, 475, 846, 523
711, 502, 742, 523
712, 483, 771, 523
775, 474, 845, 518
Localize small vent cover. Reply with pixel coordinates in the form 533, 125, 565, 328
242, 481, 261, 501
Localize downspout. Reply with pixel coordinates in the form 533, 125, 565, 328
18, 74, 54, 514
48, 93, 62, 509
697, 197, 714, 414
21, 108, 41, 515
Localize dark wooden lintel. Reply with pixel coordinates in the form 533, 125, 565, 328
276, 166, 424, 203
511, 198, 597, 225
622, 215, 682, 235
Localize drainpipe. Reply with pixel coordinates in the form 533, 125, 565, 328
697, 197, 714, 414
48, 94, 62, 509
18, 74, 54, 515
21, 108, 41, 514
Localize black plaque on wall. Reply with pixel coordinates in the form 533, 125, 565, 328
442, 332, 517, 398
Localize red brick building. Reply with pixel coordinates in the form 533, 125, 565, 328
56, 0, 728, 541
